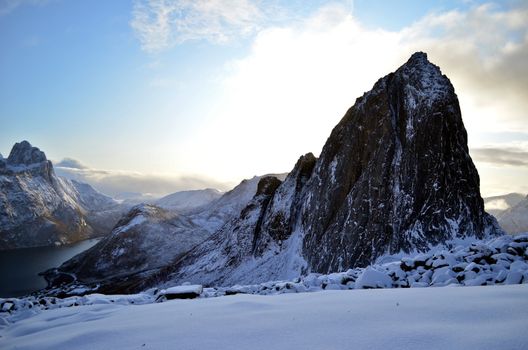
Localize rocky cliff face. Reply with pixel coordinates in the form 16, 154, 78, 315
147, 52, 501, 288
299, 52, 501, 272
0, 141, 123, 249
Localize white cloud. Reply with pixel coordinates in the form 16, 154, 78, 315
128, 1, 528, 195
55, 157, 88, 169
54, 160, 233, 198
484, 198, 510, 211
130, 0, 265, 53
0, 0, 50, 16
174, 2, 528, 191
471, 146, 528, 167
400, 3, 528, 134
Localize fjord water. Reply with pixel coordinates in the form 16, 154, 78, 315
0, 239, 100, 297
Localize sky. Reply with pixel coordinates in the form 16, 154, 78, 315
0, 0, 527, 197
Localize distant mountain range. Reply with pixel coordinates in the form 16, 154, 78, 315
154, 188, 223, 212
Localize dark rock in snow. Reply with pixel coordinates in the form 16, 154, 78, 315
157, 285, 203, 300
260, 153, 316, 245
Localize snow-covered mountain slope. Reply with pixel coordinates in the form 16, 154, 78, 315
496, 195, 528, 235
59, 178, 124, 235
46, 204, 211, 290
154, 188, 222, 212
0, 141, 123, 250
45, 174, 287, 292
1, 284, 527, 350
10, 233, 528, 299
152, 164, 313, 287
187, 174, 288, 233
136, 52, 501, 288
484, 193, 525, 217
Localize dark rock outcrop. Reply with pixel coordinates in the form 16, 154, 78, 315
8, 141, 47, 165
299, 52, 501, 272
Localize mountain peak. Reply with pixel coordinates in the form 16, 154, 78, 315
407, 51, 428, 64
390, 51, 453, 109
7, 140, 48, 165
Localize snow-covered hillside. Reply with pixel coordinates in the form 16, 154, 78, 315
188, 173, 288, 233
1, 285, 527, 350
484, 193, 525, 217
36, 231, 528, 299
154, 188, 222, 212
48, 204, 212, 292
496, 195, 528, 235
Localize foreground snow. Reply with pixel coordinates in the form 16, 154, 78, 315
1, 285, 527, 350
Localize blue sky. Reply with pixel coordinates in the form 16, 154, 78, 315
1, 0, 527, 197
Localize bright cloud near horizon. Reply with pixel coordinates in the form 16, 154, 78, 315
0, 0, 527, 197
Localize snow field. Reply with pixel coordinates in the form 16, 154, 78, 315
1, 285, 527, 350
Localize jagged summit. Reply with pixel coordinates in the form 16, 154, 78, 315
407, 51, 428, 63
1, 141, 54, 181
7, 140, 47, 165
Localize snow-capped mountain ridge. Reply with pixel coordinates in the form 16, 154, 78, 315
0, 141, 124, 249
50, 203, 211, 285
155, 188, 223, 212
484, 192, 525, 217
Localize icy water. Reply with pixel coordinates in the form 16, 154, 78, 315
0, 238, 100, 297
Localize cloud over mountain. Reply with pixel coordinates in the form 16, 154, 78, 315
55, 159, 232, 199
471, 146, 528, 167
55, 158, 88, 169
